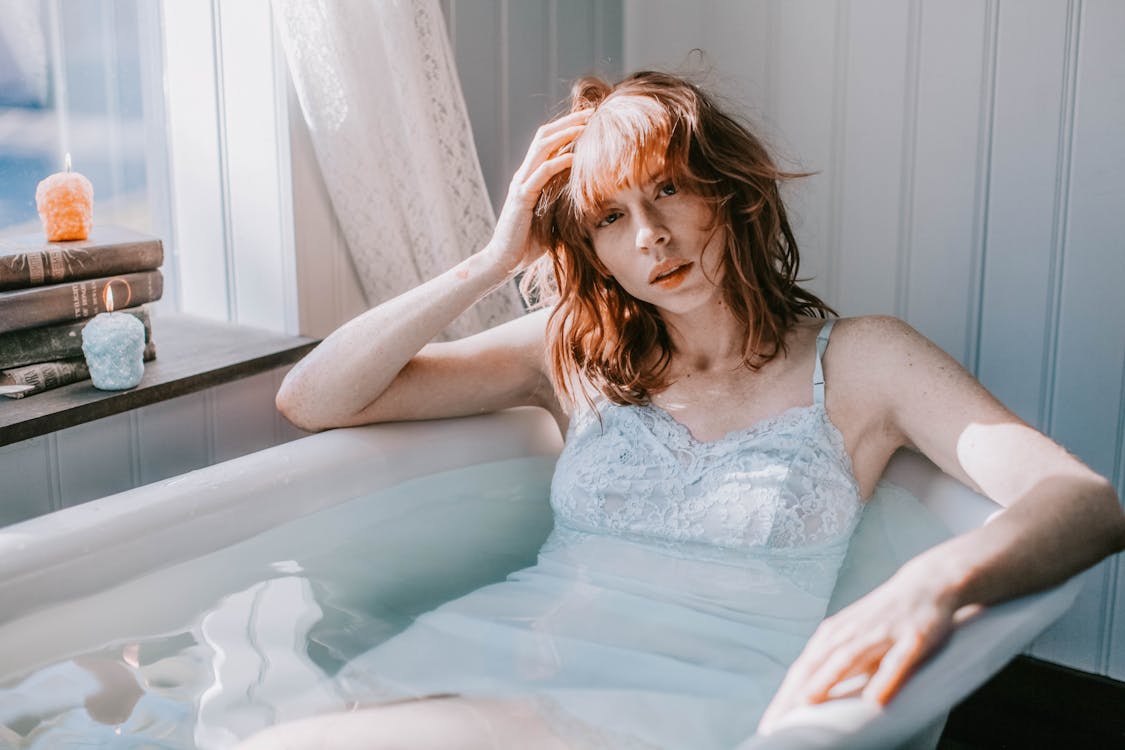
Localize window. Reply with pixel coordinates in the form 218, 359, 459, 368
0, 1, 173, 274
0, 0, 296, 331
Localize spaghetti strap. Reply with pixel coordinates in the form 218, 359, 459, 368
813, 319, 836, 406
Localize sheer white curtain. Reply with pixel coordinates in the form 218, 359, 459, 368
272, 0, 523, 338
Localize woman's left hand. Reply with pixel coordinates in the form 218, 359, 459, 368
756, 559, 959, 735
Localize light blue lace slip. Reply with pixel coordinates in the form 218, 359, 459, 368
547, 319, 863, 597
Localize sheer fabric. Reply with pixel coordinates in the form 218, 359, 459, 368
271, 0, 523, 338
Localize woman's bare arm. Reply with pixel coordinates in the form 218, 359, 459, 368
759, 315, 1125, 732
276, 252, 530, 432
276, 109, 592, 432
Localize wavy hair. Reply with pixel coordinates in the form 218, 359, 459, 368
522, 71, 835, 410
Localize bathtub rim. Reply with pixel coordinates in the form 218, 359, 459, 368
0, 407, 563, 625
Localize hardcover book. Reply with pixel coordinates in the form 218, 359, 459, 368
1, 341, 157, 399
0, 306, 151, 370
0, 270, 163, 335
0, 225, 164, 291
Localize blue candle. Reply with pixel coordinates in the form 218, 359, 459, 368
81, 311, 146, 390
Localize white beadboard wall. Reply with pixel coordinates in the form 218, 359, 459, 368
0, 365, 311, 526
626, 0, 1125, 678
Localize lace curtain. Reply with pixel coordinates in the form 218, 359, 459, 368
271, 0, 523, 338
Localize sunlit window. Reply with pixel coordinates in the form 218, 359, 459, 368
0, 0, 171, 242
0, 0, 295, 329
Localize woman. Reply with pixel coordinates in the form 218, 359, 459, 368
259, 71, 1125, 748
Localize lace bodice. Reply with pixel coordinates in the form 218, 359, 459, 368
546, 320, 863, 599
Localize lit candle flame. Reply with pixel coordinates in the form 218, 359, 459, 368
65, 152, 72, 173
106, 284, 115, 312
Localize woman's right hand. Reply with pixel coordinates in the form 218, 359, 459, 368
278, 114, 592, 433
483, 108, 593, 276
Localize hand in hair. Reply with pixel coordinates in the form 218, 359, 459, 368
482, 108, 593, 277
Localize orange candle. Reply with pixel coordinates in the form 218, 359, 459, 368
35, 153, 94, 242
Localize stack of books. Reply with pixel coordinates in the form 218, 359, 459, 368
0, 226, 164, 398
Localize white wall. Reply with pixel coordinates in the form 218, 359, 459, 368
626, 0, 1125, 678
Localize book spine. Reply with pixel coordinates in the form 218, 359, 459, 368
1, 342, 157, 399
0, 239, 164, 291
0, 306, 151, 369
1, 358, 88, 398
0, 270, 164, 335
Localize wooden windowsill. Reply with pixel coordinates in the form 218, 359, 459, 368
0, 314, 319, 448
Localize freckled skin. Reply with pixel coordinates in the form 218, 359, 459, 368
587, 179, 727, 317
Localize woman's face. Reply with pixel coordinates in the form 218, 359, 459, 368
586, 174, 726, 315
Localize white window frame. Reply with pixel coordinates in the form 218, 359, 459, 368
161, 0, 298, 334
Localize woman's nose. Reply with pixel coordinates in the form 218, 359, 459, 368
634, 207, 669, 254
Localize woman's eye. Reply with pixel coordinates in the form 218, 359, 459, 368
597, 211, 622, 228
659, 182, 677, 197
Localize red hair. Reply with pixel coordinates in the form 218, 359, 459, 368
523, 71, 835, 410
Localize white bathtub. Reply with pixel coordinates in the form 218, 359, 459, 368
0, 407, 1083, 749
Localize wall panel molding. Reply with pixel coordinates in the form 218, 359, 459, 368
506, 0, 551, 182
895, 0, 922, 322
1113, 349, 1125, 677
764, 1, 840, 303
1027, 0, 1086, 668
47, 433, 61, 513
965, 0, 999, 378
0, 437, 52, 525
836, 0, 910, 317
1041, 0, 1082, 437
905, 0, 989, 363
137, 391, 210, 486
976, 0, 1070, 428
56, 413, 134, 507
128, 409, 142, 487
825, 0, 849, 307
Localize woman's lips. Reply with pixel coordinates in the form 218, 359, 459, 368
650, 261, 693, 289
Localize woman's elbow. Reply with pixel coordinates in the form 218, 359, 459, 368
274, 378, 328, 433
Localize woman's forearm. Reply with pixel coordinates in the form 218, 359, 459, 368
276, 248, 513, 431
905, 474, 1125, 612
276, 111, 591, 432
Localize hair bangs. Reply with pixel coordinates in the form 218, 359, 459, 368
567, 95, 683, 225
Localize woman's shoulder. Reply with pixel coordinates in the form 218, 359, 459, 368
789, 313, 913, 339
831, 313, 915, 335
820, 314, 926, 360
786, 314, 917, 360
819, 314, 968, 410
812, 314, 936, 402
